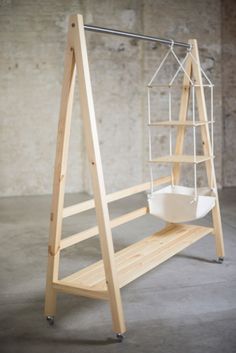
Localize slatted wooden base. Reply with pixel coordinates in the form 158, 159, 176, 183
53, 223, 213, 300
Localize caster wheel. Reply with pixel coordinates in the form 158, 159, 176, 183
215, 257, 224, 264
116, 333, 124, 342
46, 315, 54, 326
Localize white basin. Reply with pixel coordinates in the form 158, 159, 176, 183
148, 185, 215, 223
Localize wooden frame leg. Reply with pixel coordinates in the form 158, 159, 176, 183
71, 14, 126, 334
45, 255, 59, 317
45, 23, 76, 317
212, 198, 225, 257
190, 39, 225, 258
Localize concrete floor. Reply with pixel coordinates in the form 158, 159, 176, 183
0, 188, 236, 353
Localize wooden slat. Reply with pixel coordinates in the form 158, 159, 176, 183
60, 207, 148, 249
44, 19, 76, 317
72, 14, 125, 334
62, 176, 171, 218
149, 121, 211, 127
190, 39, 224, 258
63, 224, 187, 285
61, 224, 213, 291
149, 155, 212, 164
52, 281, 108, 300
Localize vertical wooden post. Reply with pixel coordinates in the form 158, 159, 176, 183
44, 23, 76, 316
70, 14, 126, 334
190, 39, 224, 258
173, 46, 192, 183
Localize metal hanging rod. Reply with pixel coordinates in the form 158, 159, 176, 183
84, 24, 190, 49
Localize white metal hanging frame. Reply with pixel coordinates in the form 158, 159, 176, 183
147, 44, 214, 200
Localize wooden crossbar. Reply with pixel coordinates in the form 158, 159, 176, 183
52, 281, 109, 300
61, 207, 148, 249
62, 176, 171, 218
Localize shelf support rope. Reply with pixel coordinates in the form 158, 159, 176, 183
210, 85, 214, 189
148, 48, 173, 87
147, 86, 154, 193
168, 85, 174, 187
192, 85, 197, 201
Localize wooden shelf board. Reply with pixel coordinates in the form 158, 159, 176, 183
149, 121, 211, 127
59, 224, 213, 293
149, 155, 212, 164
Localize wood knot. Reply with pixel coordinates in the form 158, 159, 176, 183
48, 245, 60, 256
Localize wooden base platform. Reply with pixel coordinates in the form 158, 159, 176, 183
53, 223, 213, 300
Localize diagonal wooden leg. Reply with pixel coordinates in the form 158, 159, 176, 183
44, 24, 76, 317
190, 39, 225, 258
71, 14, 126, 334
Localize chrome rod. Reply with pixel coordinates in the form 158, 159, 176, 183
84, 24, 190, 49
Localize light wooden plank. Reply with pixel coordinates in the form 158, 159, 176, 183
60, 207, 148, 249
62, 222, 212, 286
61, 224, 213, 291
65, 224, 191, 287
149, 155, 212, 164
117, 225, 212, 289
72, 14, 125, 334
190, 39, 224, 257
62, 176, 171, 218
149, 121, 211, 127
44, 19, 76, 317
52, 281, 108, 300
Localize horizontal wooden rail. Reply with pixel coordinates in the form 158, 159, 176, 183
52, 281, 108, 300
63, 176, 171, 218
60, 207, 148, 250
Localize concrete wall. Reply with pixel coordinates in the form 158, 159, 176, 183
222, 0, 236, 186
0, 0, 231, 197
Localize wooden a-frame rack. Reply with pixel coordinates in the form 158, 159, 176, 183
45, 14, 225, 338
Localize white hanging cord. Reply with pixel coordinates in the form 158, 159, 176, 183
147, 86, 151, 125
148, 47, 172, 86
149, 164, 154, 194
168, 87, 174, 187
169, 50, 190, 86
188, 51, 213, 86
192, 85, 197, 201
168, 87, 172, 153
170, 48, 194, 86
147, 87, 154, 193
210, 85, 214, 190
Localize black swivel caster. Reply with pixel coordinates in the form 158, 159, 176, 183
116, 333, 124, 342
46, 315, 54, 326
215, 256, 224, 264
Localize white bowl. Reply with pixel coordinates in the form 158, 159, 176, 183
148, 185, 215, 223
